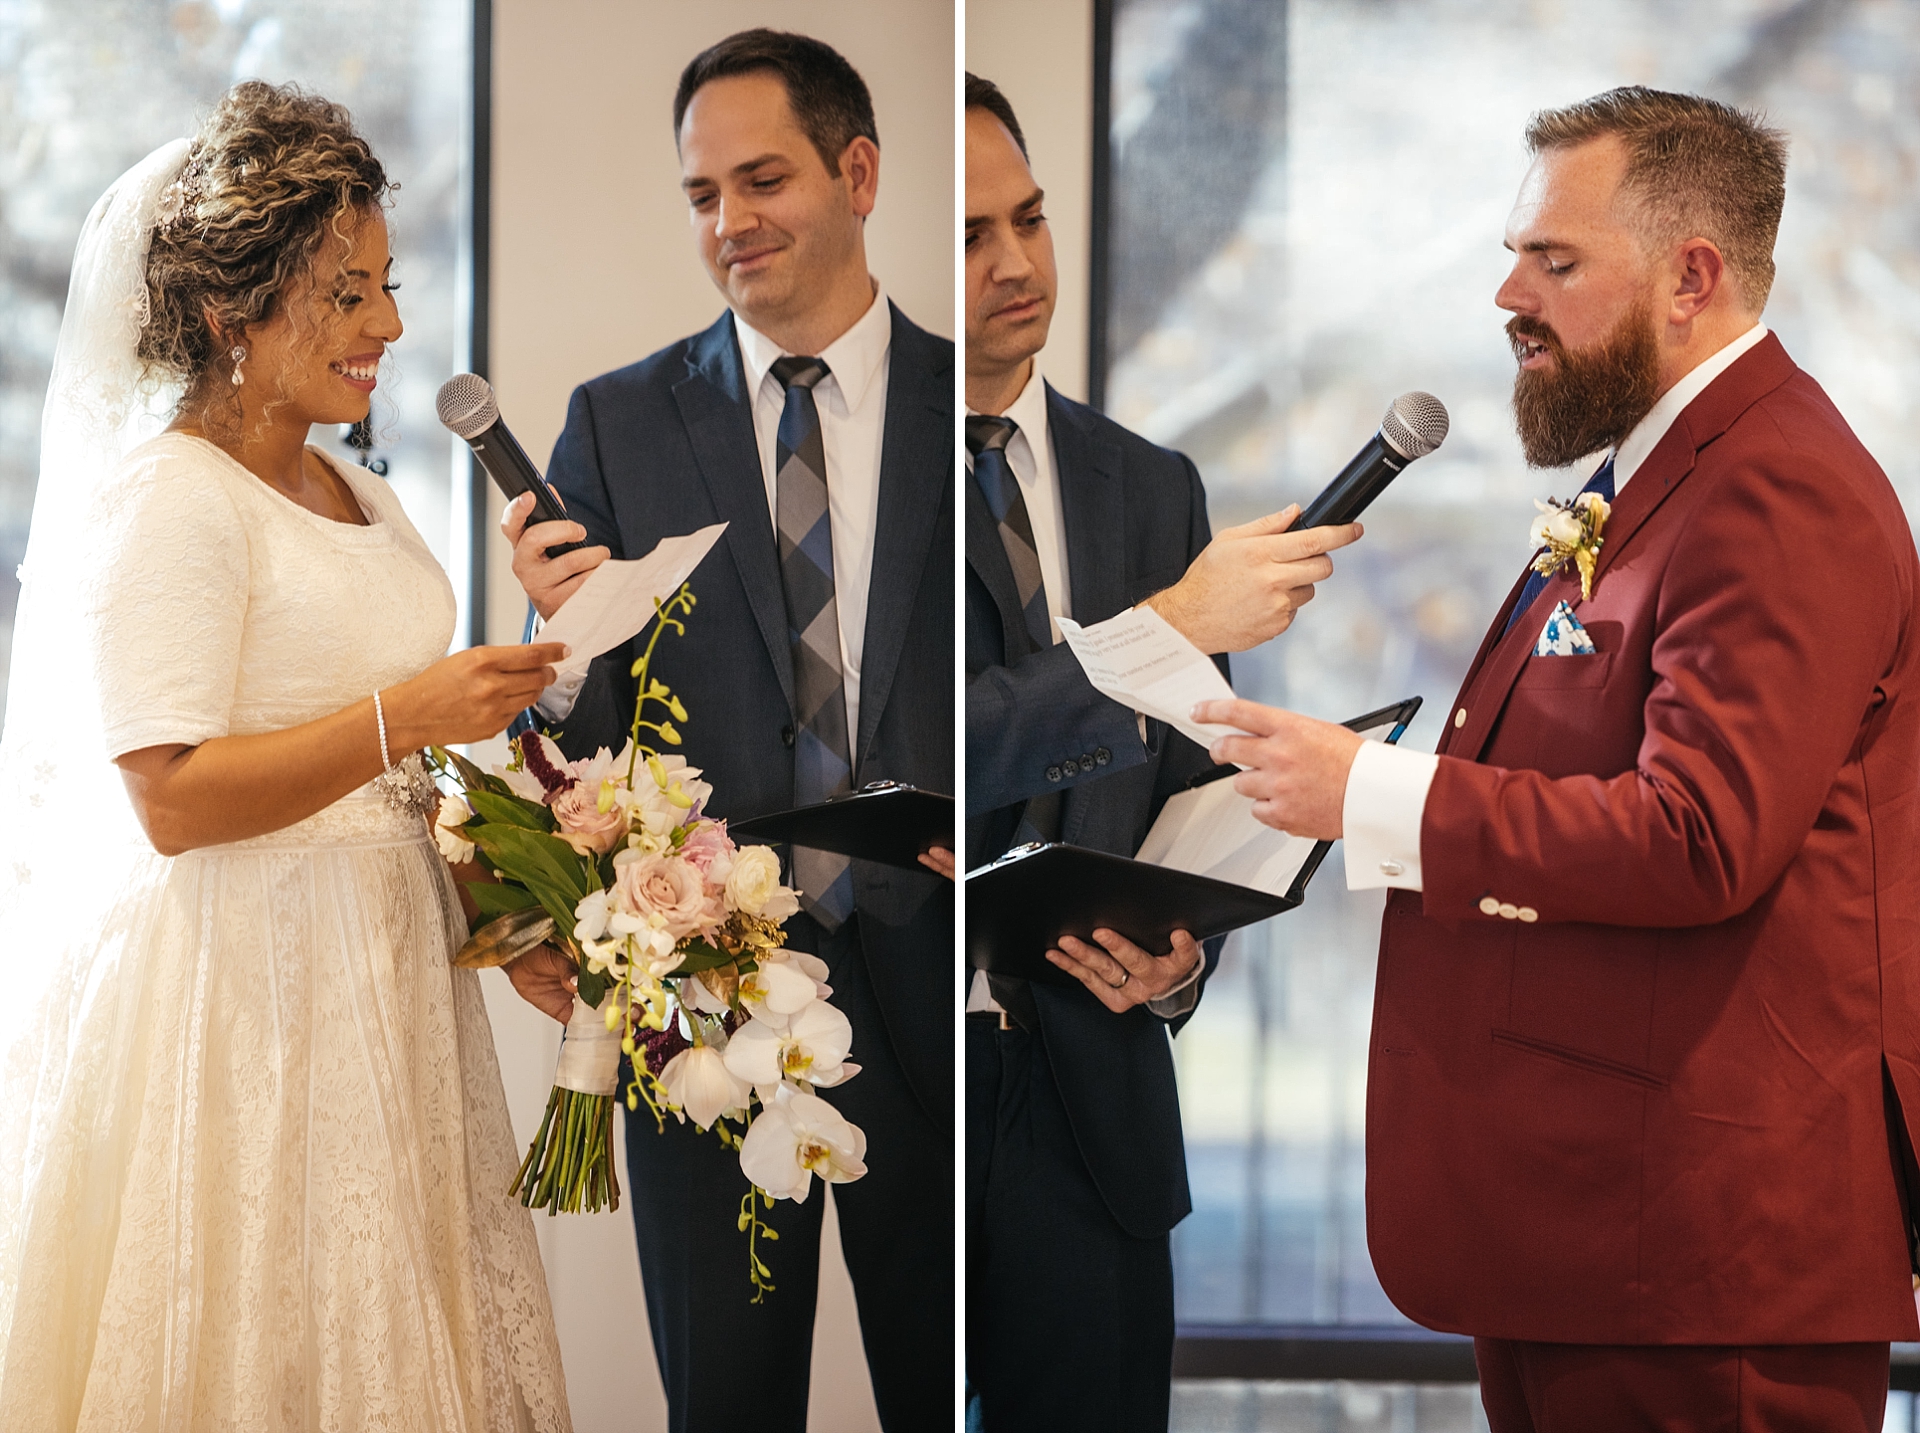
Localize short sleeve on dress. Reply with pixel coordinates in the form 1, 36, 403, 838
83, 444, 250, 759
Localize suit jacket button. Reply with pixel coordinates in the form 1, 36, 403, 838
1454, 707, 1468, 729
1517, 906, 1538, 923
1046, 764, 1063, 782
1498, 903, 1519, 920
1379, 860, 1404, 877
781, 724, 795, 748
1079, 753, 1095, 770
1479, 896, 1501, 916
1094, 746, 1111, 765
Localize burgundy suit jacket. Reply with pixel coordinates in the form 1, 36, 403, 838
1367, 333, 1920, 1344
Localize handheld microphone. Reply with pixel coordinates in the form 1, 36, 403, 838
436, 372, 585, 559
1297, 391, 1450, 528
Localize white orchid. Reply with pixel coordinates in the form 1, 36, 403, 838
433, 794, 475, 864
737, 1087, 867, 1202
723, 999, 858, 1093
737, 959, 819, 1030
659, 1044, 752, 1130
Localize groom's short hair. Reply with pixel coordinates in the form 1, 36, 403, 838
674, 29, 878, 179
1526, 86, 1787, 311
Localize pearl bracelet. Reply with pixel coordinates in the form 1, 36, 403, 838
373, 689, 394, 772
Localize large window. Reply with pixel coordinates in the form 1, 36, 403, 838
1096, 0, 1920, 1391
0, 0, 482, 714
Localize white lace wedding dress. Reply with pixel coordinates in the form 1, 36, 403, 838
0, 432, 570, 1432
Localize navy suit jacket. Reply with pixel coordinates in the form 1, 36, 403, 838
966, 385, 1223, 1238
544, 303, 954, 1132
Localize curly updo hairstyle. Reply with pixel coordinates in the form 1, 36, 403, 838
140, 80, 391, 402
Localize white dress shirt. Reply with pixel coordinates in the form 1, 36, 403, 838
1340, 322, 1770, 892
965, 360, 1201, 1017
539, 287, 894, 760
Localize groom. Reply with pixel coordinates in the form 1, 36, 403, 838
505, 30, 951, 1433
1203, 88, 1920, 1429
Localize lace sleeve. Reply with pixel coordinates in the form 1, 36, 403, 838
83, 443, 250, 759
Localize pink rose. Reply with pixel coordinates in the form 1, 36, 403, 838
679, 820, 735, 886
615, 853, 720, 940
550, 781, 627, 855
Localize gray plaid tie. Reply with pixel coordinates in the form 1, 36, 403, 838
966, 413, 1060, 847
772, 355, 854, 931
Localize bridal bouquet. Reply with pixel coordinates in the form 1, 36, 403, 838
429, 586, 867, 1298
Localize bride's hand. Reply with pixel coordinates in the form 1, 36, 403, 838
383, 642, 570, 748
504, 490, 609, 620
507, 943, 579, 1023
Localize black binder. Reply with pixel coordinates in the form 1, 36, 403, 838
730, 782, 954, 872
966, 698, 1421, 986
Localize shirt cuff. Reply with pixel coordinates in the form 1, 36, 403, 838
1147, 956, 1204, 1019
530, 615, 591, 721
1341, 739, 1438, 891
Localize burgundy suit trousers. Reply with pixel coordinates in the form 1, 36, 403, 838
1474, 1337, 1890, 1432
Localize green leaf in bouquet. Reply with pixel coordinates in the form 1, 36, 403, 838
467, 823, 589, 931
468, 789, 558, 833
470, 882, 543, 919
431, 744, 492, 792
576, 965, 611, 1010
667, 937, 738, 977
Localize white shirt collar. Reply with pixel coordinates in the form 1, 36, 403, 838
1606, 322, 1769, 488
733, 283, 892, 412
965, 357, 1049, 433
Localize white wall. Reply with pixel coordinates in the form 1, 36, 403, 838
485, 4, 954, 1429
964, 0, 1094, 402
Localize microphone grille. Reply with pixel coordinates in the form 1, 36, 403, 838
1381, 391, 1450, 459
436, 372, 498, 439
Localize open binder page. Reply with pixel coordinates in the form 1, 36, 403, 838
1134, 710, 1414, 897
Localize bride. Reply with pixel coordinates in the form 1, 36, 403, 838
0, 83, 580, 1430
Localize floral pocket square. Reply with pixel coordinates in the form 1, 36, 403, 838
1534, 600, 1596, 657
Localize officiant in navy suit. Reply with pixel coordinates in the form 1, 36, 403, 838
503, 31, 951, 1433
963, 75, 1360, 1431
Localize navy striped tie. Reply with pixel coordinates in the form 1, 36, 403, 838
1504, 456, 1616, 637
772, 355, 853, 931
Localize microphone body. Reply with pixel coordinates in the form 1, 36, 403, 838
436, 373, 584, 560
1297, 391, 1450, 528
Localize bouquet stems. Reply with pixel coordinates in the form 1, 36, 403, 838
509, 992, 624, 1214
511, 1085, 621, 1214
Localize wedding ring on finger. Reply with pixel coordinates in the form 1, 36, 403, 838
1110, 970, 1131, 990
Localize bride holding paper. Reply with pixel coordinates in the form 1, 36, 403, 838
0, 84, 573, 1428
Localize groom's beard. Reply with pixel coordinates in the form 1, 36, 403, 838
1509, 302, 1661, 469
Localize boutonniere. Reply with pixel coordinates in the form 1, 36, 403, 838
1528, 491, 1611, 600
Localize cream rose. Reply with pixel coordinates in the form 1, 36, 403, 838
727, 844, 799, 919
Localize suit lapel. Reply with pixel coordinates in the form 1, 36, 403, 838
671, 314, 795, 714
1048, 389, 1125, 846
1050, 387, 1126, 627
856, 306, 951, 765
1452, 332, 1800, 764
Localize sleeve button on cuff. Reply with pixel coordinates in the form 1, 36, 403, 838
1379, 860, 1404, 876
1045, 765, 1063, 782
1478, 896, 1501, 916
1517, 907, 1539, 923
1497, 903, 1519, 920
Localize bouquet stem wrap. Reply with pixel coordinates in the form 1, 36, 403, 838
510, 994, 622, 1215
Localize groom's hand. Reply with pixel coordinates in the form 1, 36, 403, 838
506, 943, 579, 1024
504, 490, 609, 620
1046, 928, 1202, 1013
1197, 697, 1362, 840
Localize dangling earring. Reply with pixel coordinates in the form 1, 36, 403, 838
230, 345, 247, 387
